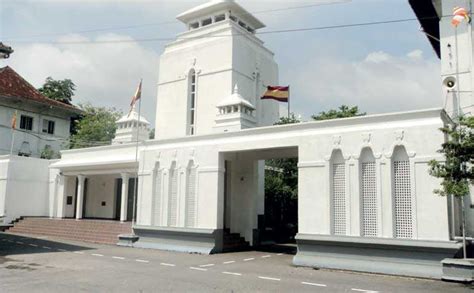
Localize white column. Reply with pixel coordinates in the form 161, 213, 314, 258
120, 173, 130, 222
56, 175, 66, 218
75, 175, 86, 220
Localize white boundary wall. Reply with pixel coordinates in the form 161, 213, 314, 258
0, 155, 51, 224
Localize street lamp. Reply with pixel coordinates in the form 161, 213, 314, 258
0, 42, 14, 59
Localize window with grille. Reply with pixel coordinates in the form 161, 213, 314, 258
42, 119, 55, 134
153, 168, 162, 226
20, 115, 33, 131
361, 161, 378, 237
188, 70, 197, 135
185, 164, 197, 227
332, 163, 346, 235
393, 159, 413, 238
168, 164, 178, 227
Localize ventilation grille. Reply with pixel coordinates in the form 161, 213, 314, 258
361, 162, 377, 237
185, 168, 197, 227
168, 168, 178, 227
153, 170, 162, 226
393, 160, 413, 239
332, 163, 346, 235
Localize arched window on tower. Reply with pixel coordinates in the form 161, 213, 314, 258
392, 146, 413, 239
360, 148, 378, 237
188, 70, 197, 135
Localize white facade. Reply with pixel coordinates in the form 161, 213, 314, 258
0, 155, 52, 224
1, 0, 472, 280
439, 0, 474, 117
155, 0, 279, 139
0, 101, 73, 158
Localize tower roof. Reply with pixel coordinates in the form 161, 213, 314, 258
117, 106, 150, 125
216, 84, 255, 109
177, 0, 265, 30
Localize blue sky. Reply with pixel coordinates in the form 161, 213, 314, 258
1, 0, 441, 125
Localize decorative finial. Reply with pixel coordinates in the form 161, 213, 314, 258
233, 83, 239, 94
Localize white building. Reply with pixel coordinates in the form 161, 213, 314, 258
1, 0, 473, 280
0, 66, 81, 158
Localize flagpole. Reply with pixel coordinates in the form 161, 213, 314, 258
454, 26, 462, 119
9, 128, 15, 155
131, 79, 142, 230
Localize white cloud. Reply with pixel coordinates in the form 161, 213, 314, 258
291, 49, 441, 117
4, 33, 159, 125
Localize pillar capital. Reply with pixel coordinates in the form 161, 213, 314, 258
77, 174, 86, 183
121, 172, 130, 180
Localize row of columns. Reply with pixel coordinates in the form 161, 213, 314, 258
73, 173, 132, 222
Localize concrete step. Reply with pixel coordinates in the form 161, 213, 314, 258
6, 217, 131, 245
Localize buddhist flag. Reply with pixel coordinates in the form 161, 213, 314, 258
261, 86, 289, 103
11, 111, 17, 129
128, 79, 142, 116
452, 6, 470, 27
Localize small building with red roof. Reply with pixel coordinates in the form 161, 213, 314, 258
0, 66, 81, 158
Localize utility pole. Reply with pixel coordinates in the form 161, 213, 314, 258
0, 42, 14, 59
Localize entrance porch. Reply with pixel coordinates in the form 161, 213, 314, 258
49, 156, 139, 223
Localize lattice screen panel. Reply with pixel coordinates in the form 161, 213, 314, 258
361, 162, 378, 237
393, 160, 413, 239
168, 168, 178, 227
185, 168, 197, 227
153, 170, 162, 226
332, 163, 346, 235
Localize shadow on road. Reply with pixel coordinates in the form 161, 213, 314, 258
0, 232, 93, 257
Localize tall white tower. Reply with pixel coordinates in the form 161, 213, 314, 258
438, 0, 474, 117
155, 0, 280, 139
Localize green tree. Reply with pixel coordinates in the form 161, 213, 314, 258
311, 105, 365, 121
70, 103, 122, 149
429, 116, 474, 197
264, 106, 365, 242
429, 116, 474, 258
38, 77, 76, 105
149, 128, 155, 139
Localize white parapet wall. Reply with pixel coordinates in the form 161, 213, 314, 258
0, 155, 52, 224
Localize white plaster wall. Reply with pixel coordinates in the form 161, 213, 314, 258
84, 175, 118, 219
0, 104, 72, 158
439, 0, 474, 116
53, 109, 454, 243
63, 176, 76, 218
155, 20, 279, 139
0, 155, 51, 223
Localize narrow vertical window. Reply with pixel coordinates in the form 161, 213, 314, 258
392, 146, 413, 239
185, 161, 197, 227
188, 70, 197, 135
153, 164, 162, 226
331, 150, 346, 235
360, 148, 378, 237
168, 162, 178, 227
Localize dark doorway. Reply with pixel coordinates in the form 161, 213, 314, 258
263, 157, 298, 244
114, 177, 138, 222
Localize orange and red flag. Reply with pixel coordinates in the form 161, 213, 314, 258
452, 6, 471, 27
261, 86, 289, 103
11, 111, 17, 129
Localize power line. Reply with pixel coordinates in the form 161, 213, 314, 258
3, 0, 351, 41
8, 16, 427, 46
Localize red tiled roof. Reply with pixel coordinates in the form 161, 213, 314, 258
0, 66, 80, 113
